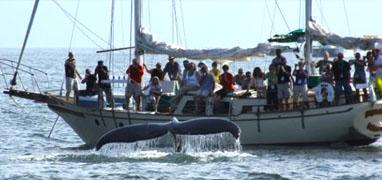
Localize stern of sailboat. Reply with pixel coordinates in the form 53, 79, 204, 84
353, 100, 382, 140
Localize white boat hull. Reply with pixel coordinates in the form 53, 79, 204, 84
48, 100, 382, 147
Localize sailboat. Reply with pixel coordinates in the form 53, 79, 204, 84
3, 0, 382, 148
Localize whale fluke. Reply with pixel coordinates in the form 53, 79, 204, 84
95, 117, 240, 151
171, 118, 240, 139
95, 123, 168, 151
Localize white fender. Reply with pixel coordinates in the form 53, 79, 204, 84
314, 82, 334, 103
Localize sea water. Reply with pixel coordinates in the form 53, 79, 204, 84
0, 48, 382, 179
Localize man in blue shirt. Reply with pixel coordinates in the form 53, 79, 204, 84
195, 65, 215, 114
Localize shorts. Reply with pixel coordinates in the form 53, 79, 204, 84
293, 85, 308, 101
277, 83, 291, 99
66, 77, 78, 92
197, 89, 211, 97
125, 82, 142, 97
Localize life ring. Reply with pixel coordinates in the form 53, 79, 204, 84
314, 82, 334, 103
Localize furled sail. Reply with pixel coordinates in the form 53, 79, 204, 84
309, 21, 382, 50
136, 28, 293, 61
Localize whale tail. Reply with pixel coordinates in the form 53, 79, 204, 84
95, 118, 240, 151
95, 123, 168, 151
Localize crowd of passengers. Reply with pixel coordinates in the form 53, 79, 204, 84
64, 48, 382, 113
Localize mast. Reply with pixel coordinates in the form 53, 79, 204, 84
11, 0, 40, 86
305, 0, 313, 75
134, 0, 143, 65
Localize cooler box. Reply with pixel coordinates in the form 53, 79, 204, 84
308, 76, 320, 89
79, 95, 101, 109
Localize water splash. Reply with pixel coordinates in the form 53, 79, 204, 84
98, 132, 241, 156
176, 132, 241, 153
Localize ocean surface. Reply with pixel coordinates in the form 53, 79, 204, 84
1, 48, 382, 179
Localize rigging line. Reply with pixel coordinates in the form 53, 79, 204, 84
172, 0, 180, 45
315, 0, 331, 32
171, 0, 181, 45
11, 0, 40, 86
109, 0, 115, 78
179, 0, 187, 48
68, 0, 81, 52
50, 0, 108, 46
268, 1, 277, 38
60, 7, 104, 49
274, 0, 291, 32
342, 0, 351, 35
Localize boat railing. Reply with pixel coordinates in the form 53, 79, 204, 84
176, 92, 368, 116
0, 58, 50, 94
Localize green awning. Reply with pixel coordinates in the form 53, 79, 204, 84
268, 29, 305, 43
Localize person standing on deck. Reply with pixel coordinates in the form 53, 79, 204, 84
332, 53, 352, 104
271, 49, 287, 69
276, 59, 292, 111
265, 64, 278, 111
292, 62, 309, 109
143, 62, 164, 81
94, 60, 114, 108
64, 52, 82, 103
163, 56, 181, 81
125, 58, 144, 111
315, 51, 333, 75
350, 52, 368, 102
210, 61, 221, 82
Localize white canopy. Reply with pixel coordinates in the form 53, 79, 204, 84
309, 21, 382, 50
136, 28, 293, 61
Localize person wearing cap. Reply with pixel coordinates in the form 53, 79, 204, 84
64, 52, 82, 103
143, 62, 164, 81
195, 65, 215, 114
163, 56, 180, 81
94, 60, 114, 107
80, 69, 97, 96
234, 68, 245, 86
210, 61, 221, 82
292, 61, 309, 109
125, 58, 144, 111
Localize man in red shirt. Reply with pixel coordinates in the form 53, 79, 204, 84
216, 64, 234, 99
125, 58, 144, 111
